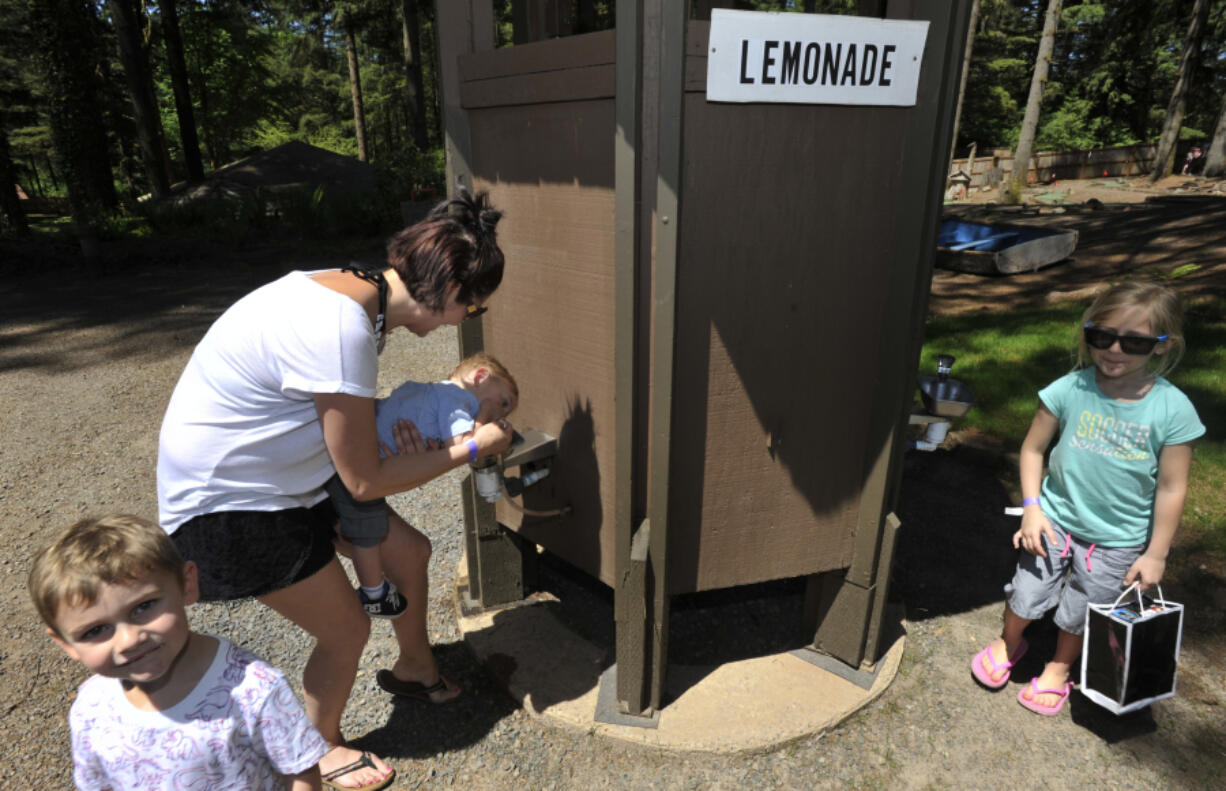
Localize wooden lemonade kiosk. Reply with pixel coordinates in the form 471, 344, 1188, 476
436, 0, 971, 717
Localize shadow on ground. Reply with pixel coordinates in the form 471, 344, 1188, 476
0, 236, 387, 377
357, 641, 523, 759
892, 443, 1018, 620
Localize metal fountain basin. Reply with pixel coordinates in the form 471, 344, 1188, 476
917, 376, 975, 418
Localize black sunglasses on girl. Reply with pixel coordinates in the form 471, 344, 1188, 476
1083, 323, 1168, 355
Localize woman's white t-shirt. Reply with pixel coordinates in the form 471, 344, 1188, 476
157, 271, 378, 532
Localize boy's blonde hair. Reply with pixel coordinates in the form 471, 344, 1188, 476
451, 352, 518, 397
1077, 280, 1186, 377
29, 515, 186, 635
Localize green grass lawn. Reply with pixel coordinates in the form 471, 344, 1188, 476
918, 295, 1226, 563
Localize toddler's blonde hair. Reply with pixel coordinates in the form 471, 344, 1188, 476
451, 352, 518, 398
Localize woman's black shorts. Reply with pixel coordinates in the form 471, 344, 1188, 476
170, 500, 339, 601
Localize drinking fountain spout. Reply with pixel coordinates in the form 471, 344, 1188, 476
913, 354, 975, 451
936, 354, 955, 382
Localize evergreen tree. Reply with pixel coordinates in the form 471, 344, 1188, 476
1001, 0, 1062, 202
26, 0, 118, 257
0, 0, 32, 234
949, 0, 983, 163
179, 0, 277, 166
1149, 0, 1212, 181
107, 0, 171, 196
1204, 93, 1226, 177
338, 2, 370, 162
401, 0, 429, 151
955, 0, 1035, 153
159, 0, 206, 182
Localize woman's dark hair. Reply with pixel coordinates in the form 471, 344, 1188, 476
385, 186, 504, 312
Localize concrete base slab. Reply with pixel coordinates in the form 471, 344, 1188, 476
455, 560, 905, 754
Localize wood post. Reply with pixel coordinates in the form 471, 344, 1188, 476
436, 0, 533, 609
810, 0, 971, 668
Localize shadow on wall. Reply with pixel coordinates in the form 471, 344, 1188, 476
518, 396, 603, 574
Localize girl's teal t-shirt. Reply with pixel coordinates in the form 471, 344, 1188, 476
1039, 368, 1204, 546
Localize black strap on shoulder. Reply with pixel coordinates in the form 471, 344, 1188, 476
339, 263, 388, 352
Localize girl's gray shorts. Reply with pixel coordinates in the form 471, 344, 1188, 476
1005, 518, 1143, 635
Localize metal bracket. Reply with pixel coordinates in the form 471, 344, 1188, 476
502, 428, 559, 468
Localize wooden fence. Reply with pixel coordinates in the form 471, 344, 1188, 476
949, 143, 1158, 189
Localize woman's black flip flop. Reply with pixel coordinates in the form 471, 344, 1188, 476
375, 669, 460, 703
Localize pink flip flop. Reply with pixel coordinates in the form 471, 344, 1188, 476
970, 638, 1029, 689
1017, 678, 1074, 716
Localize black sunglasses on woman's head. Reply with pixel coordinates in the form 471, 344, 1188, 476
1083, 323, 1168, 355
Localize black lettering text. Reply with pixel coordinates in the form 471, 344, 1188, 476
739, 40, 754, 84
822, 42, 841, 85
860, 44, 879, 85
841, 44, 858, 85
803, 42, 819, 84
762, 40, 778, 84
879, 44, 895, 86
781, 41, 802, 85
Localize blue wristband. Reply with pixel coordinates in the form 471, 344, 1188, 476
466, 439, 479, 464
1022, 496, 1041, 507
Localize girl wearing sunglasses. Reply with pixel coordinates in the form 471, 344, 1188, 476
971, 280, 1203, 717
156, 187, 513, 790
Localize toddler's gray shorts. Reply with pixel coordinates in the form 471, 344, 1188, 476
323, 473, 389, 548
1005, 517, 1143, 635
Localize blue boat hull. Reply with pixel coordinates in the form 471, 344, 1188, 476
936, 219, 1078, 274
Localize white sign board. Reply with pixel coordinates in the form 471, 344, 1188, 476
706, 10, 929, 107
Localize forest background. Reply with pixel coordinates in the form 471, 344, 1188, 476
2, 0, 1226, 243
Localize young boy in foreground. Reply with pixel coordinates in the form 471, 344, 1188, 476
28, 515, 339, 791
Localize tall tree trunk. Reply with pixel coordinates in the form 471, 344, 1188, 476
44, 154, 59, 194
400, 0, 428, 151
948, 0, 981, 168
28, 161, 46, 197
1000, 0, 1062, 204
1204, 92, 1226, 178
160, 0, 204, 182
0, 125, 30, 236
30, 0, 118, 259
108, 0, 170, 197
345, 21, 369, 162
1148, 0, 1210, 182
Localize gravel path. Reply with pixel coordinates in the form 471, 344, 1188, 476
1, 243, 1223, 790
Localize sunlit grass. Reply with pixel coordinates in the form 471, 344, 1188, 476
23, 210, 154, 240
1174, 296, 1226, 558
919, 295, 1226, 563
917, 303, 1083, 443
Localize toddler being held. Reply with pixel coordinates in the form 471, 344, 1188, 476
324, 352, 518, 619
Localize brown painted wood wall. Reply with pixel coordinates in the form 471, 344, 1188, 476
461, 32, 621, 586
665, 22, 902, 592
459, 18, 934, 595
